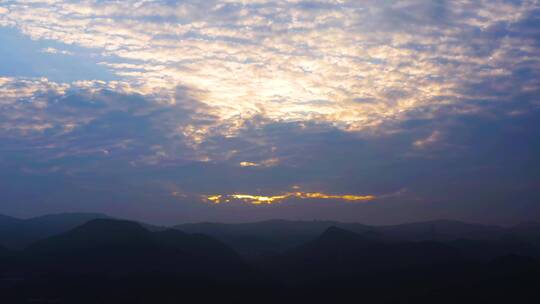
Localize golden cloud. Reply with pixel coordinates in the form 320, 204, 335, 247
239, 158, 279, 168
204, 191, 376, 205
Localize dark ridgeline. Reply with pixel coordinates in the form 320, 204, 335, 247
255, 226, 540, 303
260, 226, 463, 282
0, 218, 273, 303
175, 219, 532, 258
0, 213, 111, 249
0, 214, 539, 303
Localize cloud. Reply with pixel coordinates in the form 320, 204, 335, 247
1, 1, 540, 223
203, 191, 376, 205
413, 130, 442, 149
1, 76, 539, 222
1, 0, 538, 140
41, 47, 73, 56
239, 158, 279, 167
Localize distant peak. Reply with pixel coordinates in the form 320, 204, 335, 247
325, 226, 348, 234
157, 229, 188, 237
31, 212, 111, 220
72, 218, 149, 235
514, 221, 540, 228
84, 218, 142, 227
320, 226, 363, 240
0, 214, 23, 222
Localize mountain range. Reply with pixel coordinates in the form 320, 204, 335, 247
0, 213, 539, 303
175, 218, 538, 257
0, 213, 111, 249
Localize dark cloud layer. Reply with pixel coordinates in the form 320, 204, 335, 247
0, 83, 538, 224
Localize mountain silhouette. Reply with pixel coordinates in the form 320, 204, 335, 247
176, 219, 505, 257
26, 219, 253, 277
176, 220, 382, 257
1, 216, 539, 303
0, 219, 273, 303
0, 244, 10, 258
0, 213, 110, 249
509, 221, 540, 245
252, 226, 540, 303
449, 237, 540, 261
0, 214, 22, 226
375, 219, 504, 241
264, 226, 463, 285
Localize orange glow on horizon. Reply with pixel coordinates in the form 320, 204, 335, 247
239, 161, 259, 167
203, 191, 376, 205
206, 195, 223, 204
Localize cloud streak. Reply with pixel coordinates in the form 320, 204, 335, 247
204, 191, 376, 205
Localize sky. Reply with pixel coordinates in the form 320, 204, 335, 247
0, 0, 539, 225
